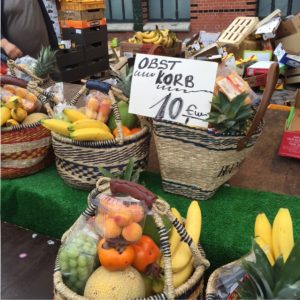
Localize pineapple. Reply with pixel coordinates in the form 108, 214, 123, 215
33, 46, 57, 79
235, 238, 300, 299
117, 67, 133, 97
98, 158, 141, 182
205, 92, 253, 134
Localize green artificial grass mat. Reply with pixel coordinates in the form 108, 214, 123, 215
1, 164, 300, 275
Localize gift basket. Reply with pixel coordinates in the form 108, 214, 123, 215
37, 79, 151, 190
153, 63, 279, 200
54, 179, 210, 300
206, 208, 300, 300
0, 76, 54, 178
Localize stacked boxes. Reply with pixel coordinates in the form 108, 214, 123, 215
55, 0, 109, 82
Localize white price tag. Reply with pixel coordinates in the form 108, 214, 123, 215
129, 54, 218, 128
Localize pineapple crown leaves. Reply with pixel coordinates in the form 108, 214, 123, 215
205, 92, 253, 133
117, 67, 133, 97
98, 158, 141, 183
33, 46, 58, 79
236, 238, 300, 299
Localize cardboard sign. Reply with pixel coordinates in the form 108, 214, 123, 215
129, 54, 218, 128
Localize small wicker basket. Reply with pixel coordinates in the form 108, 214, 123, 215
153, 63, 279, 200
53, 179, 210, 300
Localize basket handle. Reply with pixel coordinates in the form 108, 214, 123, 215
237, 62, 279, 151
110, 179, 156, 209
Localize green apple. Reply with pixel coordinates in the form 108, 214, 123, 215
108, 101, 138, 130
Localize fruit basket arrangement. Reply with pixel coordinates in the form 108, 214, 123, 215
54, 179, 209, 300
153, 62, 279, 200
206, 208, 300, 300
38, 77, 151, 190
120, 28, 182, 58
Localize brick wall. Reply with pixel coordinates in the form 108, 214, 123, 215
108, 0, 258, 41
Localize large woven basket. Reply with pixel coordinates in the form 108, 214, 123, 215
1, 76, 53, 179
51, 83, 151, 190
153, 63, 279, 200
54, 179, 210, 300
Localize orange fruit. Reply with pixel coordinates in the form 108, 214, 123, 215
113, 126, 131, 138
130, 128, 141, 135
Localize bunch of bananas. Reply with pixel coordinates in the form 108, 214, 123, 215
153, 201, 202, 292
254, 208, 295, 265
41, 109, 114, 141
128, 28, 180, 48
1, 96, 28, 127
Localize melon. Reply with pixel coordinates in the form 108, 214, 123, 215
22, 113, 48, 125
84, 266, 145, 300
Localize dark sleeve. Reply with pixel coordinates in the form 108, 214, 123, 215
37, 0, 58, 50
1, 0, 7, 40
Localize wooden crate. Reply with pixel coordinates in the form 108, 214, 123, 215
59, 18, 106, 28
120, 41, 182, 58
58, 1, 105, 11
218, 17, 259, 47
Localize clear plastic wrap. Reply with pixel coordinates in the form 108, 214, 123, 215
58, 217, 99, 295
85, 91, 112, 122
94, 194, 147, 245
8, 55, 37, 81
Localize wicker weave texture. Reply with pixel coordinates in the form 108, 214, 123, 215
51, 129, 151, 190
153, 120, 263, 200
1, 123, 52, 179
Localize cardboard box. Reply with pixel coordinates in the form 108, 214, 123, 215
246, 61, 286, 76
274, 43, 300, 68
120, 42, 182, 58
276, 13, 300, 38
285, 67, 300, 85
244, 73, 267, 88
278, 90, 300, 159
229, 38, 261, 58
276, 32, 300, 54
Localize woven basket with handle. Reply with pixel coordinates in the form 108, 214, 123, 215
54, 179, 209, 300
153, 63, 279, 200
50, 83, 151, 190
1, 77, 54, 179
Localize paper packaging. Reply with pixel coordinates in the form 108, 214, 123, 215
246, 61, 286, 76
255, 17, 281, 40
278, 90, 300, 159
276, 13, 300, 38
274, 43, 300, 68
243, 50, 272, 61
285, 67, 300, 85
229, 38, 261, 58
276, 32, 300, 54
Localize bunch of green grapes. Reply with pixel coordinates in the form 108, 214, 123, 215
58, 232, 98, 295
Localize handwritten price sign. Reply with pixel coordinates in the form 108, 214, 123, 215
129, 54, 218, 128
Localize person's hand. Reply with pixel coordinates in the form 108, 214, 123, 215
1, 39, 23, 59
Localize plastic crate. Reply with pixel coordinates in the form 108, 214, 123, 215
60, 18, 106, 29
59, 1, 105, 11
59, 9, 105, 21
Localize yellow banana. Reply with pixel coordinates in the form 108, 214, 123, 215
171, 201, 201, 272
11, 107, 27, 122
272, 210, 281, 260
153, 34, 164, 45
6, 119, 19, 127
254, 213, 272, 252
135, 31, 144, 41
274, 208, 294, 262
63, 108, 88, 123
143, 32, 160, 44
173, 259, 194, 288
70, 128, 114, 141
166, 36, 174, 48
160, 29, 170, 37
170, 207, 183, 255
1, 106, 11, 126
41, 119, 71, 137
6, 96, 23, 109
68, 119, 110, 132
255, 236, 275, 266
141, 30, 157, 39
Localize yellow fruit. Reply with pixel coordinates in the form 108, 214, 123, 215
6, 96, 23, 109
68, 119, 110, 132
15, 87, 28, 98
170, 207, 183, 255
70, 128, 114, 141
1, 106, 11, 126
6, 119, 19, 127
41, 119, 70, 137
11, 107, 27, 122
22, 113, 48, 125
63, 108, 88, 122
171, 201, 201, 272
173, 259, 194, 288
255, 236, 275, 266
254, 213, 272, 252
273, 208, 294, 262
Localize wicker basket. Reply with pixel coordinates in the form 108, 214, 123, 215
51, 84, 151, 190
0, 76, 53, 179
54, 179, 210, 300
153, 63, 279, 200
